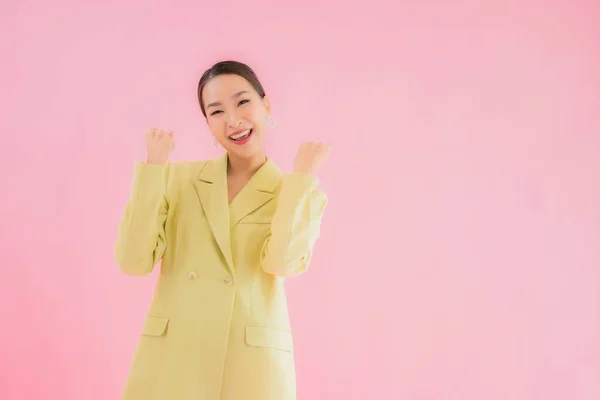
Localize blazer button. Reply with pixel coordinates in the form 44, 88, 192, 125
224, 277, 234, 286
187, 271, 198, 280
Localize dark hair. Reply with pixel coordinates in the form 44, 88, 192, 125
197, 60, 266, 117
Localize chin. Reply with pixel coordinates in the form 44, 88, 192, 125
226, 137, 264, 158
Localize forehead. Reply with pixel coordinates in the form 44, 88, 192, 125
202, 74, 254, 102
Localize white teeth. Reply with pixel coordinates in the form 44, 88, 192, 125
230, 129, 251, 140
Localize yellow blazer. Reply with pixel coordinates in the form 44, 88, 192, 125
115, 153, 328, 400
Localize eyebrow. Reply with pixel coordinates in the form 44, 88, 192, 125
205, 90, 249, 109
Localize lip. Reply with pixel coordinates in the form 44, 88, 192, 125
228, 128, 252, 138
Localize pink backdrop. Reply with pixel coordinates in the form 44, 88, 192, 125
1, 1, 599, 399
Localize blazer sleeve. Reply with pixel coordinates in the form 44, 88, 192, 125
114, 162, 171, 276
260, 172, 328, 277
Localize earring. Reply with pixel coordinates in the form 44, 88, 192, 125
266, 115, 276, 128
213, 136, 218, 148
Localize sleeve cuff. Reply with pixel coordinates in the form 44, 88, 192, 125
132, 162, 169, 198
281, 172, 320, 193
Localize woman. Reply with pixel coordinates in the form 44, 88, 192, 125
115, 60, 329, 400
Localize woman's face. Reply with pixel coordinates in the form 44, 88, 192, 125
202, 74, 271, 160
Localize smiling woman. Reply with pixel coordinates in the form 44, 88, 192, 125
198, 63, 272, 165
115, 60, 330, 400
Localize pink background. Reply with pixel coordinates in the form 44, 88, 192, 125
1, 1, 599, 399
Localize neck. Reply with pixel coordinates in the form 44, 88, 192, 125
226, 151, 267, 177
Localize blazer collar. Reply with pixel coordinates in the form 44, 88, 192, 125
193, 153, 281, 273
198, 152, 281, 192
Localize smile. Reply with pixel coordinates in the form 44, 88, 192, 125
228, 129, 254, 144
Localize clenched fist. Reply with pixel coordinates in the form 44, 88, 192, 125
145, 128, 175, 165
293, 142, 330, 175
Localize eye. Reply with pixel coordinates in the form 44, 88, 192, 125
210, 110, 223, 116
238, 99, 250, 106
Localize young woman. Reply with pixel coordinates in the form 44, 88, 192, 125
115, 60, 329, 400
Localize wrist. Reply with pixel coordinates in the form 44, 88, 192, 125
146, 159, 166, 165
293, 168, 313, 175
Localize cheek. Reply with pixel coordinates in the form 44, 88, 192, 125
249, 108, 267, 127
207, 118, 225, 136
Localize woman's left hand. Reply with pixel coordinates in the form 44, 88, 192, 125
293, 142, 330, 175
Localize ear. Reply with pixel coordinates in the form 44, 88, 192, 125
262, 95, 271, 114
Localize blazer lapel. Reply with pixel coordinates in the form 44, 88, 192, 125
193, 153, 234, 273
229, 157, 282, 229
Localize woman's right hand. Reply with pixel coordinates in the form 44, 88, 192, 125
145, 128, 175, 165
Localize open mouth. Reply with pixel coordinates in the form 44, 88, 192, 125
228, 129, 253, 143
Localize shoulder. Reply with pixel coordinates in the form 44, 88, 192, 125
158, 160, 209, 196
165, 159, 209, 179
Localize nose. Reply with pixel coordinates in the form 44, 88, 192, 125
226, 112, 243, 128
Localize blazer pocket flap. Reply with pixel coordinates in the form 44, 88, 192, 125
245, 325, 293, 352
239, 217, 272, 224
142, 316, 170, 337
